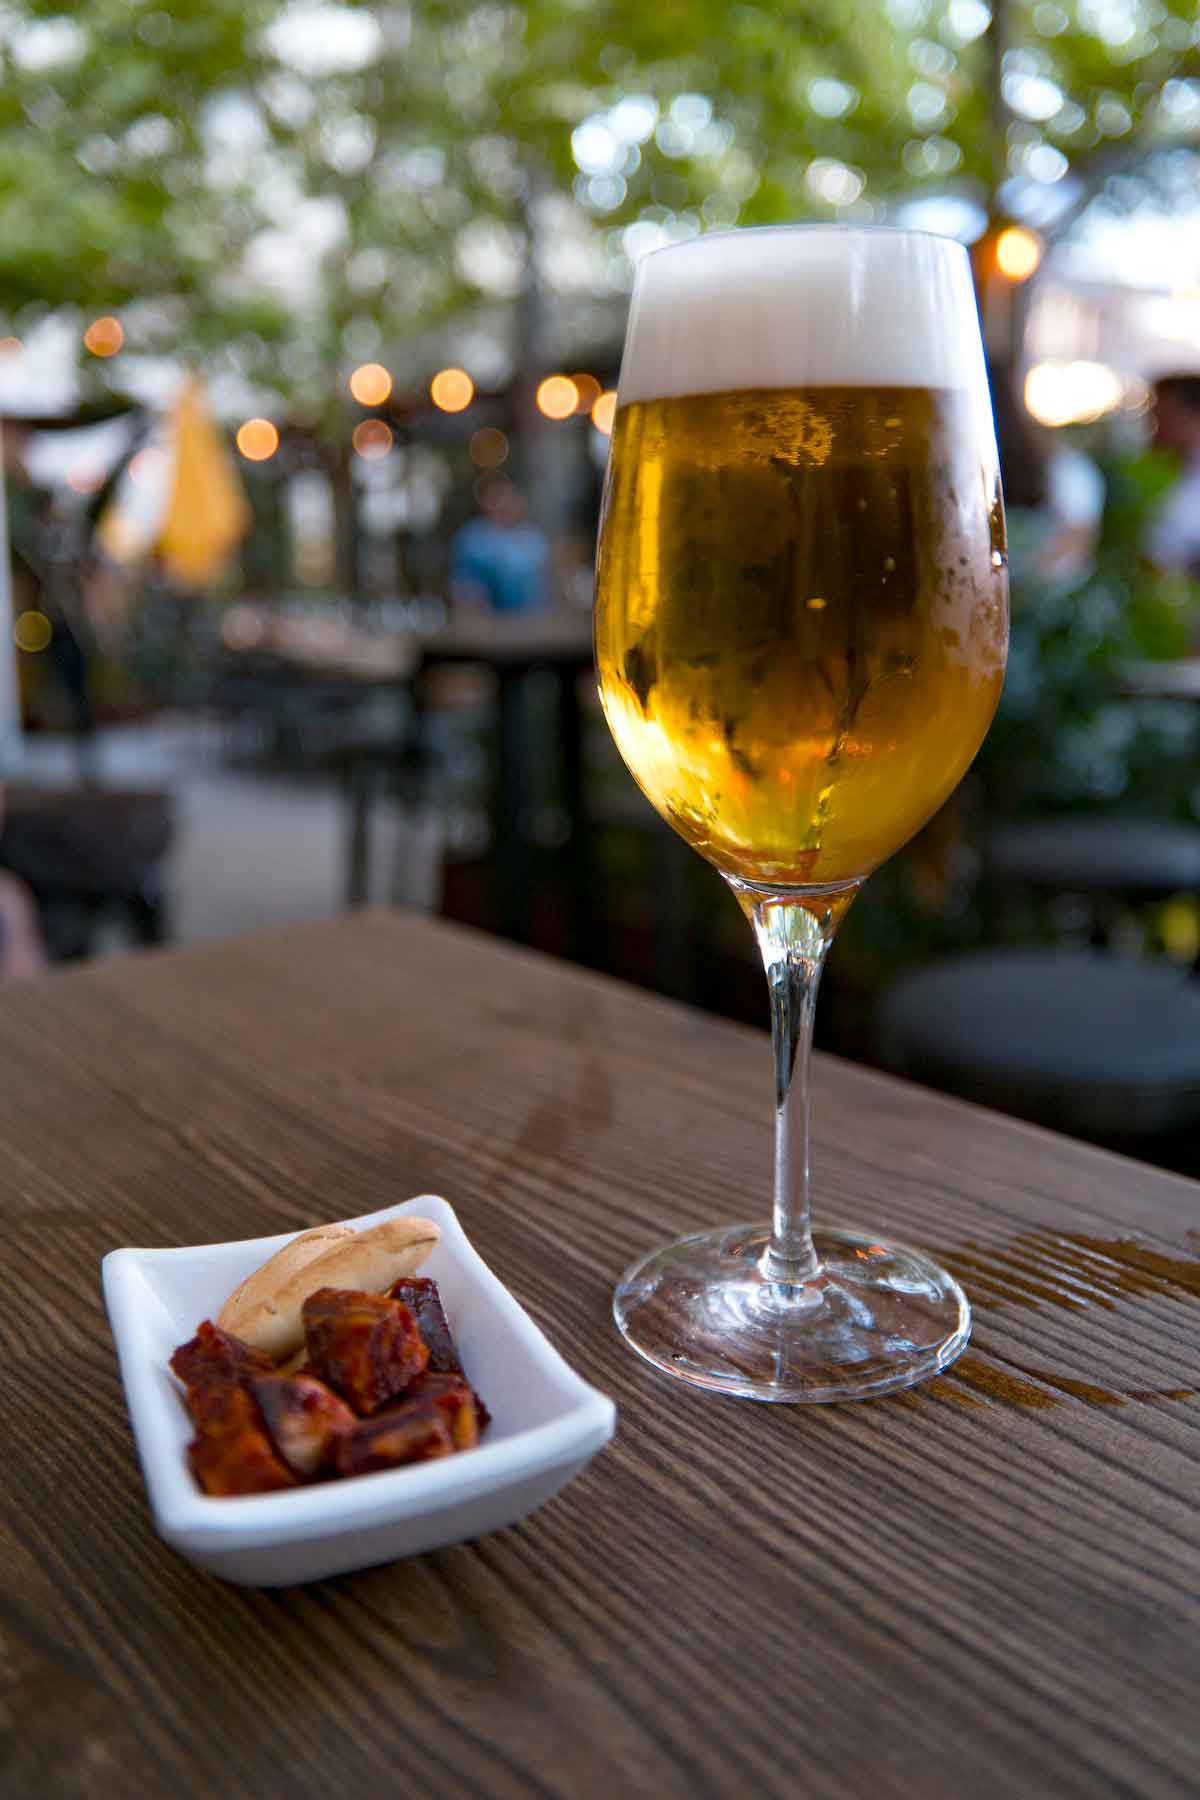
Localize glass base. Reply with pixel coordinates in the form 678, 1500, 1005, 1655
613, 1225, 970, 1403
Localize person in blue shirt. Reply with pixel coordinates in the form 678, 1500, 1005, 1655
450, 477, 550, 613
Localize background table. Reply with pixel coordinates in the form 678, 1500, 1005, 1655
415, 608, 597, 948
1, 912, 1197, 1799
299, 606, 598, 938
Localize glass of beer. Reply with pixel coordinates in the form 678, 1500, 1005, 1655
594, 227, 1008, 1400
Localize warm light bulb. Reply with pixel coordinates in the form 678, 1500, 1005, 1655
430, 368, 474, 412
591, 390, 618, 435
536, 375, 579, 421
349, 362, 393, 406
995, 227, 1042, 282
1024, 360, 1122, 428
84, 316, 124, 357
569, 373, 602, 414
236, 418, 280, 461
13, 611, 52, 653
352, 419, 393, 459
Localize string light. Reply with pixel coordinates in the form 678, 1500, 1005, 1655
83, 316, 124, 356
13, 611, 52, 653
570, 373, 602, 414
236, 418, 280, 461
591, 390, 618, 435
536, 375, 578, 420
352, 418, 393, 459
430, 368, 474, 412
349, 362, 393, 406
995, 227, 1042, 282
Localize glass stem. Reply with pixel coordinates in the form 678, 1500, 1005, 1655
736, 884, 860, 1288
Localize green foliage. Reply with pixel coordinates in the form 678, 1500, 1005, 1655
976, 460, 1200, 820
0, 0, 1196, 420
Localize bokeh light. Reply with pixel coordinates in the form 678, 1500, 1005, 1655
1024, 361, 1123, 427
806, 158, 865, 207
128, 448, 166, 488
349, 362, 393, 405
13, 611, 52, 653
537, 375, 578, 420
996, 227, 1043, 281
430, 368, 474, 412
591, 390, 617, 435
469, 427, 509, 468
236, 418, 280, 461
352, 418, 393, 459
1161, 895, 1200, 964
83, 316, 124, 357
221, 605, 265, 650
569, 374, 602, 414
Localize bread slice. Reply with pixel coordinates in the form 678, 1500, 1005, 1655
219, 1217, 440, 1360
218, 1224, 355, 1347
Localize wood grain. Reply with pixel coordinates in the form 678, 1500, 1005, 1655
0, 910, 1197, 1799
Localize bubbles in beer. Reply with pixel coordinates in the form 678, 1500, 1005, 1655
595, 383, 1007, 886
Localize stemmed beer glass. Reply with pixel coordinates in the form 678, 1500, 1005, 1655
594, 227, 1008, 1401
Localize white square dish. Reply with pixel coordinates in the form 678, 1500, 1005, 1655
102, 1196, 617, 1586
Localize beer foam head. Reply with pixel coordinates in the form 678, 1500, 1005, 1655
619, 227, 986, 403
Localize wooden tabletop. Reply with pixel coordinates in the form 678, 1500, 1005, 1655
3, 912, 1198, 1799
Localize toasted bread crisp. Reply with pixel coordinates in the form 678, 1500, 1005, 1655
218, 1217, 440, 1361
217, 1224, 355, 1344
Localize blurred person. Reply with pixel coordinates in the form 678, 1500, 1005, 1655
1145, 374, 1200, 579
450, 477, 550, 613
990, 363, 1103, 583
1041, 442, 1105, 583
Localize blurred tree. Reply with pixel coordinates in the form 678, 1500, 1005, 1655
0, 0, 1194, 420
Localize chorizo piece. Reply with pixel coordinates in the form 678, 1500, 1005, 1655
251, 1372, 355, 1479
302, 1287, 430, 1415
335, 1402, 453, 1477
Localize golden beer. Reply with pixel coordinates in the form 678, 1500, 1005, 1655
595, 384, 1007, 888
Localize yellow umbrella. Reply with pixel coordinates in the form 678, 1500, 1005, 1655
154, 376, 252, 586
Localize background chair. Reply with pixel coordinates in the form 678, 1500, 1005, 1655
876, 812, 1200, 1158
